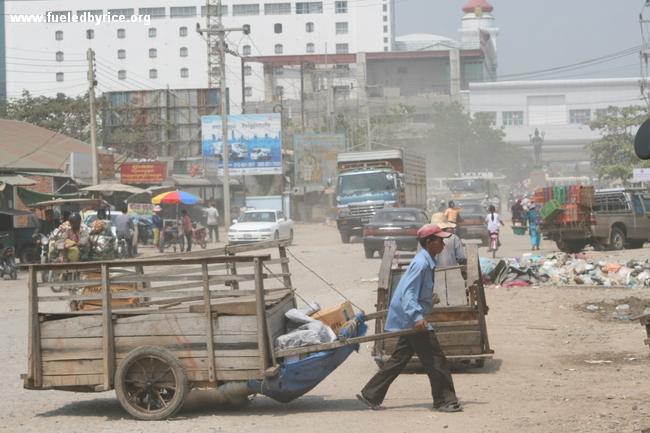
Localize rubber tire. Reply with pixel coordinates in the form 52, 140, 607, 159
609, 227, 626, 251
115, 346, 189, 421
364, 246, 374, 259
340, 231, 351, 244
20, 247, 37, 264
555, 239, 585, 254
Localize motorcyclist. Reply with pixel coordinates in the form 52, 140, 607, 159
88, 219, 116, 261
485, 205, 504, 251
114, 204, 135, 258
56, 213, 90, 262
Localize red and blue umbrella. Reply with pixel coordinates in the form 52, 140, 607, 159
151, 190, 202, 205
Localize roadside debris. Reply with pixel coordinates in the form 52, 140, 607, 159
480, 253, 650, 288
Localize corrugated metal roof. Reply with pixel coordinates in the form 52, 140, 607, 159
0, 119, 90, 171
0, 175, 37, 186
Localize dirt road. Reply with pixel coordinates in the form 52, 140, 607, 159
1, 224, 649, 433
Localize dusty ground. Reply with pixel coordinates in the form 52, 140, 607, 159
0, 224, 649, 433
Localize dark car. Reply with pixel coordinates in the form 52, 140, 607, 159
362, 208, 429, 258
457, 201, 488, 245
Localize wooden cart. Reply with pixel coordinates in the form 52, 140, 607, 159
640, 313, 650, 357
23, 241, 298, 420
373, 241, 494, 368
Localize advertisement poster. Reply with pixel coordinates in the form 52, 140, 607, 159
120, 162, 167, 185
201, 113, 282, 175
294, 134, 346, 185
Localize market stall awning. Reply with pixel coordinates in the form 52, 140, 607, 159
16, 187, 84, 206
81, 182, 146, 194
0, 175, 37, 186
0, 208, 34, 217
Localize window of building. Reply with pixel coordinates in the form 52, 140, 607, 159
244, 65, 252, 76
335, 1, 348, 13
77, 9, 102, 18
149, 27, 157, 38
384, 47, 388, 52
335, 22, 348, 34
180, 47, 188, 57
382, 4, 387, 12
55, 51, 64, 62
118, 70, 126, 80
274, 23, 283, 33
296, 2, 323, 14
118, 49, 126, 59
335, 43, 349, 54
242, 45, 252, 56
55, 30, 63, 41
117, 28, 126, 39
170, 6, 196, 18
502, 111, 524, 126
306, 42, 315, 53
201, 5, 227, 16
139, 7, 165, 18
306, 22, 315, 32
244, 87, 253, 97
149, 48, 158, 58
86, 29, 95, 39
179, 26, 188, 36
108, 8, 134, 18
570, 109, 591, 124
275, 85, 284, 96
181, 68, 189, 78
383, 25, 388, 33
274, 44, 283, 54
56, 72, 64, 82
149, 69, 158, 79
383, 37, 388, 43
233, 4, 260, 16
275, 67, 284, 76
383, 15, 387, 22
264, 3, 291, 15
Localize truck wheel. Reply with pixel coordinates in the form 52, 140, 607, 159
610, 227, 626, 250
555, 239, 585, 254
340, 231, 351, 243
115, 346, 188, 421
364, 246, 374, 259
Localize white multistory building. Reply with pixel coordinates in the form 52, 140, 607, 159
4, 0, 395, 109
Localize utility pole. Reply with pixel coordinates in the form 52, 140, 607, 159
197, 1, 249, 233
87, 48, 99, 185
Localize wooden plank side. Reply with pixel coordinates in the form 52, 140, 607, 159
41, 313, 258, 339
101, 264, 115, 389
28, 266, 42, 388
254, 258, 270, 373
42, 348, 260, 362
445, 268, 468, 307
42, 374, 103, 388
202, 263, 217, 383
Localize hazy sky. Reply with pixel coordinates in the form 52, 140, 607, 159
395, 0, 643, 79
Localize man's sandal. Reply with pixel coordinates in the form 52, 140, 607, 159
434, 401, 463, 413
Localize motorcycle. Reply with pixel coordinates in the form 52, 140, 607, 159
162, 224, 185, 253
488, 231, 500, 258
0, 234, 17, 280
36, 233, 50, 282
193, 224, 207, 249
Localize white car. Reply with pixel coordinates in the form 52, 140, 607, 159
228, 209, 294, 244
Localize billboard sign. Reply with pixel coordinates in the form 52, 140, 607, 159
120, 162, 167, 185
201, 113, 282, 175
293, 134, 346, 185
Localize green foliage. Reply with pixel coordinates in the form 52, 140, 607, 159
4, 90, 96, 142
588, 105, 650, 183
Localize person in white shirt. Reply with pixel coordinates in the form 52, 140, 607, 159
206, 202, 220, 243
485, 205, 504, 250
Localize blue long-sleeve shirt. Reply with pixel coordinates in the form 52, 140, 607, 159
384, 248, 436, 331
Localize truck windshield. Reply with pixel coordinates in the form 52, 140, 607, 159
338, 172, 395, 195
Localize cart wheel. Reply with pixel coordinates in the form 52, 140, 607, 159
115, 346, 188, 421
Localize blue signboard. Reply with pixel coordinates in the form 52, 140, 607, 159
201, 113, 282, 175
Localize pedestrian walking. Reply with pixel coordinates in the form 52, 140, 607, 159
206, 202, 220, 243
152, 205, 163, 252
182, 209, 193, 252
526, 204, 541, 250
357, 224, 462, 413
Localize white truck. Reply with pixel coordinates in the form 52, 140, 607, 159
335, 149, 427, 243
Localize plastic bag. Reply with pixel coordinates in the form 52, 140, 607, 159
275, 321, 336, 350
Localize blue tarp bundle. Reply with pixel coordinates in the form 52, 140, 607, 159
248, 314, 367, 403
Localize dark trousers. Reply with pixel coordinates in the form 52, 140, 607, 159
361, 330, 457, 406
207, 224, 219, 242
184, 231, 192, 252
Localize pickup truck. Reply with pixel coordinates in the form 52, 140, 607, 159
541, 188, 650, 252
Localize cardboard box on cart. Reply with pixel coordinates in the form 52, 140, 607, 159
310, 301, 355, 335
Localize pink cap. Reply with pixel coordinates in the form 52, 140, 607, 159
417, 224, 452, 239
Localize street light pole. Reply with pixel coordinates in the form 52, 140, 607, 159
87, 48, 99, 185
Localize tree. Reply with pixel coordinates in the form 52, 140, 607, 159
588, 105, 650, 183
5, 90, 97, 142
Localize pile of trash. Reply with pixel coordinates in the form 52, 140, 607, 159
480, 252, 650, 288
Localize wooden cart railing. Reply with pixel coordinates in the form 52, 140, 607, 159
372, 241, 493, 366
24, 240, 297, 392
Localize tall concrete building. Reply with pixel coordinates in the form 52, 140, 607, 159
0, 0, 6, 111
4, 0, 395, 109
